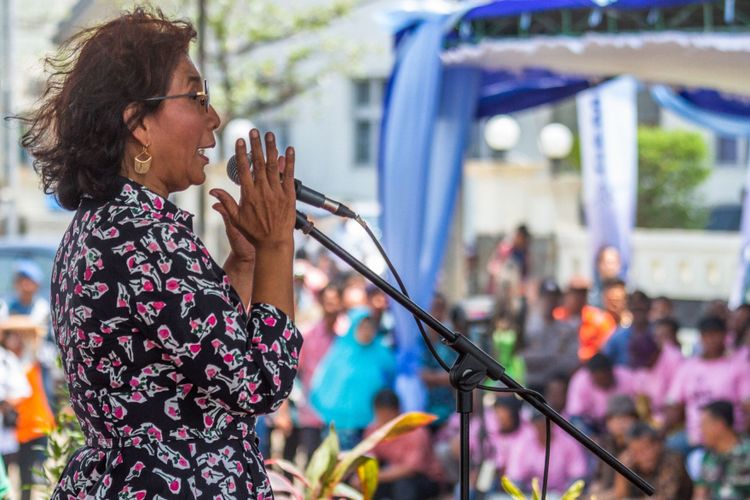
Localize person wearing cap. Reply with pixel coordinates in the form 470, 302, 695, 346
589, 395, 640, 495
553, 276, 616, 362
8, 261, 49, 327
8, 260, 57, 410
521, 278, 580, 390
0, 315, 55, 500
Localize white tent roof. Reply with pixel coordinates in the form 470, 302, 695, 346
442, 32, 750, 96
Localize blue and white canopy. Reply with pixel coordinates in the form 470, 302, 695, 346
378, 0, 750, 406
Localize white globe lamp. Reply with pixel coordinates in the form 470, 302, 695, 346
484, 115, 521, 157
538, 123, 573, 174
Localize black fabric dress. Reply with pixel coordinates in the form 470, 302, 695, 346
51, 177, 302, 499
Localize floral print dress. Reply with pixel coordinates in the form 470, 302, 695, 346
50, 177, 302, 499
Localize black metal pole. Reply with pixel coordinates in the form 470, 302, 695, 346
294, 210, 655, 496
458, 391, 472, 500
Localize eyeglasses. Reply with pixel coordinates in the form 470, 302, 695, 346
142, 79, 210, 112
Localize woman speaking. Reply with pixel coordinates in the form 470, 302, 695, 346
21, 8, 301, 498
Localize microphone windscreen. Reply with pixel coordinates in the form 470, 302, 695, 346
226, 154, 252, 185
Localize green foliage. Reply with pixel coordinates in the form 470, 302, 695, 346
267, 411, 437, 500
40, 384, 85, 497
569, 127, 710, 229
148, 0, 358, 126
500, 475, 585, 500
636, 127, 710, 229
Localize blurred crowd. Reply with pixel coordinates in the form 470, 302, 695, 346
271, 224, 750, 500
2, 223, 750, 499
0, 261, 58, 500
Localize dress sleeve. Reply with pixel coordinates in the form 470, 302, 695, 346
115, 220, 302, 415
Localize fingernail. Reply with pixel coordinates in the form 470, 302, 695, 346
237, 138, 245, 147
251, 129, 259, 138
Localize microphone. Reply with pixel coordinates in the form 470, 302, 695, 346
226, 154, 357, 219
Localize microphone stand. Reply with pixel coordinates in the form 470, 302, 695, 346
294, 210, 654, 499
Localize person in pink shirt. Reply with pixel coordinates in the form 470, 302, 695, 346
505, 411, 588, 494
488, 396, 534, 474
664, 315, 750, 454
565, 353, 634, 435
278, 284, 344, 463
365, 389, 443, 500
630, 332, 683, 425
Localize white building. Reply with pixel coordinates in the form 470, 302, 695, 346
4, 0, 746, 306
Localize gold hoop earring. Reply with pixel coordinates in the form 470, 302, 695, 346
134, 144, 152, 174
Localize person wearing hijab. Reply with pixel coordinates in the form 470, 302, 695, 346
310, 309, 396, 450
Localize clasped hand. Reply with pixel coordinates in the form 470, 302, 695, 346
210, 129, 296, 252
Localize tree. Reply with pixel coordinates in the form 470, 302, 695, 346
569, 126, 711, 229
161, 0, 358, 155
636, 127, 710, 229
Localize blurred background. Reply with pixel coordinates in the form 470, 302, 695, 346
2, 1, 750, 499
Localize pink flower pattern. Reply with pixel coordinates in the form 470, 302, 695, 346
50, 178, 302, 499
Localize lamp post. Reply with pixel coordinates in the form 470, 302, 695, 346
538, 122, 573, 175
483, 115, 520, 160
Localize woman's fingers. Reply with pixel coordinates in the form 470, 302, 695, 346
218, 129, 296, 248
208, 188, 240, 226
249, 128, 268, 187
234, 138, 253, 191
264, 132, 280, 192
281, 147, 296, 198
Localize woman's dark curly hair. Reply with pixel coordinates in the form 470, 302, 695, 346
20, 7, 196, 210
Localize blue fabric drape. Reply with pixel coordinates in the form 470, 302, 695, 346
379, 13, 480, 411
462, 0, 711, 22
476, 69, 591, 117
651, 85, 750, 136
677, 89, 750, 120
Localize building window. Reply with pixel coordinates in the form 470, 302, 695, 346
352, 78, 385, 168
716, 136, 744, 166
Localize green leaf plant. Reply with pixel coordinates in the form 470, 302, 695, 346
266, 411, 437, 500
501, 475, 585, 500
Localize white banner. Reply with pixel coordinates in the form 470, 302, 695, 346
577, 76, 638, 282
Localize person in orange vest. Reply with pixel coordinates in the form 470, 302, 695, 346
0, 315, 55, 500
553, 276, 616, 362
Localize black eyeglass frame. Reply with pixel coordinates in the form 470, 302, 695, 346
142, 79, 209, 112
